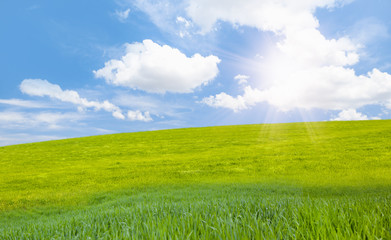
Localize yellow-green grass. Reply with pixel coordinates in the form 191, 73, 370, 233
1, 120, 390, 210
1, 120, 391, 239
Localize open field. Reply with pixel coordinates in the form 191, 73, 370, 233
1, 120, 391, 239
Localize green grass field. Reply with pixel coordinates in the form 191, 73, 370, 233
1, 120, 391, 239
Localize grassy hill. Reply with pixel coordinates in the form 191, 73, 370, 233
1, 120, 391, 239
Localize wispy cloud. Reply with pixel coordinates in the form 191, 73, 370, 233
0, 111, 86, 129
0, 133, 62, 147
115, 8, 131, 22
350, 17, 389, 45
132, 0, 188, 35
20, 79, 125, 119
113, 93, 189, 120
176, 16, 193, 38
0, 99, 50, 108
234, 74, 249, 85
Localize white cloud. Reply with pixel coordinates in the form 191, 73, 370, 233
133, 0, 351, 35
186, 0, 351, 34
263, 67, 391, 111
350, 17, 389, 45
0, 111, 85, 129
277, 28, 359, 68
194, 0, 391, 115
203, 68, 391, 112
112, 93, 189, 120
20, 79, 125, 119
176, 16, 191, 28
201, 86, 264, 112
34, 112, 85, 128
115, 8, 131, 22
176, 16, 192, 38
186, 0, 360, 67
113, 94, 159, 110
93, 39, 220, 93
0, 111, 117, 146
127, 110, 152, 122
0, 133, 62, 147
131, 1, 199, 37
331, 109, 368, 121
0, 99, 49, 108
234, 74, 249, 85
0, 111, 25, 123
132, 0, 188, 35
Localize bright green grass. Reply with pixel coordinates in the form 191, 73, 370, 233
1, 120, 391, 239
2, 185, 391, 239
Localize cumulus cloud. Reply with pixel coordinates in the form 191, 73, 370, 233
127, 110, 152, 122
195, 0, 391, 116
186, 0, 352, 34
202, 86, 264, 112
93, 39, 221, 93
204, 68, 391, 112
331, 109, 369, 121
20, 79, 125, 119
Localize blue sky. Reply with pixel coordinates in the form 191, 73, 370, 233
1, 0, 391, 146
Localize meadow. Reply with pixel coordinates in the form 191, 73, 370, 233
0, 120, 390, 239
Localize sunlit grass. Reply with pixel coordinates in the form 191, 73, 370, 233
1, 120, 391, 238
